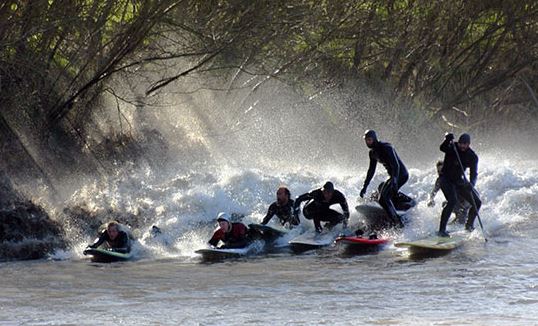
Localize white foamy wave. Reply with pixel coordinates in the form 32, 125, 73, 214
63, 155, 537, 259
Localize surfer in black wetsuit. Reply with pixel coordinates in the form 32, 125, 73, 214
437, 133, 481, 237
261, 186, 299, 227
428, 160, 471, 224
359, 130, 410, 227
293, 181, 350, 233
85, 221, 131, 253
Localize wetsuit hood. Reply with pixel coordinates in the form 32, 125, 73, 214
458, 133, 471, 144
364, 129, 378, 148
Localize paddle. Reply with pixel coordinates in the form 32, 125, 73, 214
452, 142, 488, 242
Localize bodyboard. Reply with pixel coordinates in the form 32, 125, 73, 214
289, 232, 335, 253
335, 236, 388, 246
195, 247, 249, 260
83, 248, 133, 263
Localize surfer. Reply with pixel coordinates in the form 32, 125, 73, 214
359, 130, 411, 227
437, 133, 482, 237
261, 186, 299, 228
428, 160, 471, 224
208, 212, 249, 249
84, 221, 131, 253
293, 181, 350, 233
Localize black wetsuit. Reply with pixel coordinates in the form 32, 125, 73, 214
261, 199, 298, 226
363, 141, 409, 225
431, 176, 471, 224
439, 138, 481, 232
294, 188, 349, 232
89, 230, 131, 253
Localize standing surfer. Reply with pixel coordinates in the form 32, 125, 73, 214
359, 130, 411, 227
437, 133, 482, 237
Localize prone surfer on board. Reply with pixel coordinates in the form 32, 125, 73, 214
84, 221, 131, 254
261, 186, 299, 228
437, 133, 482, 237
359, 130, 411, 227
208, 212, 249, 249
293, 181, 350, 233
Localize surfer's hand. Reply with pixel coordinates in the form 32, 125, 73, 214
427, 199, 435, 207
445, 132, 454, 142
359, 186, 367, 198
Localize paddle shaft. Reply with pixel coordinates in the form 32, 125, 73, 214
452, 142, 487, 242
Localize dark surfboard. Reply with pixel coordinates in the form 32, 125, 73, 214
83, 248, 133, 263
195, 247, 249, 261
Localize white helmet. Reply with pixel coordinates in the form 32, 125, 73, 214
216, 212, 231, 223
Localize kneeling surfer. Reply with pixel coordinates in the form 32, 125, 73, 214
293, 181, 350, 233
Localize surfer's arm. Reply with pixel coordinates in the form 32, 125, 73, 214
338, 192, 350, 218
261, 203, 277, 225
208, 229, 223, 247
431, 177, 441, 197
440, 133, 454, 153
88, 232, 106, 248
293, 192, 313, 213
469, 155, 478, 186
363, 152, 377, 189
385, 146, 400, 180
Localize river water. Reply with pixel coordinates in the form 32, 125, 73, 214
1, 155, 537, 325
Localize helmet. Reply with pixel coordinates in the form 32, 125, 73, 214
363, 129, 378, 141
216, 212, 231, 223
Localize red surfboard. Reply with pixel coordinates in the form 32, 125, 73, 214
335, 236, 389, 247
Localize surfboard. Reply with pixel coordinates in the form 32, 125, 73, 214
394, 235, 465, 255
355, 204, 408, 231
83, 248, 133, 263
335, 235, 389, 246
289, 232, 335, 253
335, 235, 389, 253
195, 247, 249, 260
248, 223, 288, 240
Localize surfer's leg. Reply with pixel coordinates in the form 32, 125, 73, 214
379, 180, 401, 226
302, 201, 316, 220
459, 187, 481, 231
397, 170, 409, 189
439, 177, 457, 234
323, 209, 344, 228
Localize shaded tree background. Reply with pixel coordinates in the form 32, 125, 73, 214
1, 0, 537, 194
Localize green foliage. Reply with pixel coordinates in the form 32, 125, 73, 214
0, 0, 536, 129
